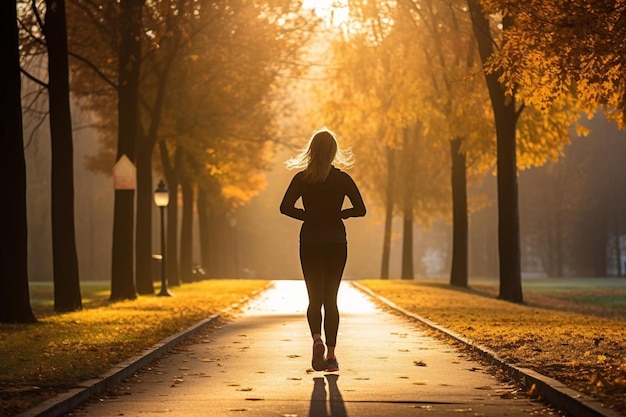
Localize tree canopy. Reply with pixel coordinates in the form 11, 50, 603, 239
483, 0, 626, 126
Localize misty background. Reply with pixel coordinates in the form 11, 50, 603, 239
24, 106, 626, 282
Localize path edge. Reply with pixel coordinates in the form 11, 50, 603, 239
351, 281, 623, 417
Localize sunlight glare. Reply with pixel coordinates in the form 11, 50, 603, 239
303, 0, 349, 27
244, 280, 374, 316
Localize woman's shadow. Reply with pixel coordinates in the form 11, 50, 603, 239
309, 374, 347, 417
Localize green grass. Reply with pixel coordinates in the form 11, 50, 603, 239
358, 278, 626, 414
569, 294, 626, 310
0, 279, 269, 416
29, 281, 111, 316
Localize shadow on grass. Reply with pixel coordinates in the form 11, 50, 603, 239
408, 279, 502, 302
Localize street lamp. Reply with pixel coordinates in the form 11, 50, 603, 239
154, 180, 171, 296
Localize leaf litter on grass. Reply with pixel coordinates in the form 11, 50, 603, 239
0, 279, 269, 416
359, 279, 626, 414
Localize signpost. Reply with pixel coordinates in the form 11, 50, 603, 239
113, 154, 136, 190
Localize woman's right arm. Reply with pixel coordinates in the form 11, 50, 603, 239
340, 174, 366, 219
280, 175, 307, 221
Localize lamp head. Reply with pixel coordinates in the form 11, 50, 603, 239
154, 180, 169, 207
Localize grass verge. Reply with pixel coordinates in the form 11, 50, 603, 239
0, 279, 269, 416
358, 279, 626, 415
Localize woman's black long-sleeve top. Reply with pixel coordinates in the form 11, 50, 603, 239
280, 167, 366, 243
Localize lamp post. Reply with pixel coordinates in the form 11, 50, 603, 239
154, 180, 171, 296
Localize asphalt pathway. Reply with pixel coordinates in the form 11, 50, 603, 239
66, 280, 562, 417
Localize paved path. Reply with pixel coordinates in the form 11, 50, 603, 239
66, 281, 561, 417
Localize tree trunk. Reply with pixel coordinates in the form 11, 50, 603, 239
401, 197, 414, 279
44, 0, 82, 311
135, 144, 154, 294
197, 187, 211, 271
381, 146, 395, 279
0, 1, 37, 323
468, 0, 523, 303
136, 54, 170, 293
110, 0, 145, 300
614, 218, 622, 277
180, 168, 194, 283
450, 137, 468, 287
159, 143, 182, 286
401, 128, 414, 280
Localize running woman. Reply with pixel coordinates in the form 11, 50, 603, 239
280, 129, 366, 372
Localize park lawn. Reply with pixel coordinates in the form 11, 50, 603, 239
358, 279, 626, 415
0, 279, 269, 416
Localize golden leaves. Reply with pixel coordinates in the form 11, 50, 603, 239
486, 0, 626, 128
359, 279, 626, 411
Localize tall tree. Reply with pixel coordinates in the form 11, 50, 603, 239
0, 1, 37, 323
134, 0, 195, 293
449, 137, 468, 285
179, 161, 194, 283
467, 0, 523, 303
158, 142, 181, 286
400, 126, 416, 279
42, 0, 83, 312
110, 0, 145, 300
381, 145, 396, 279
402, 0, 491, 288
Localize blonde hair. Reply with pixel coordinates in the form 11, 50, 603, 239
285, 129, 354, 182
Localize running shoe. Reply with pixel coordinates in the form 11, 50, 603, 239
312, 339, 326, 371
326, 356, 339, 372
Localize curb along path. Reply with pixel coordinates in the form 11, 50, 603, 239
351, 281, 623, 417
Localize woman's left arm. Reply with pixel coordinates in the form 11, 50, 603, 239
341, 174, 366, 219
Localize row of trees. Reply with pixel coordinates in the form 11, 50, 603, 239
402, 113, 626, 280
2, 0, 318, 323
314, 0, 593, 302
2, 0, 625, 322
